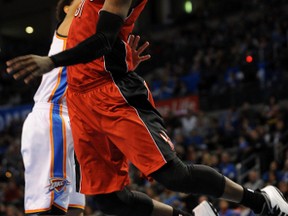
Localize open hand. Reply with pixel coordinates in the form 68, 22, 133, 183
6, 55, 55, 84
128, 35, 151, 71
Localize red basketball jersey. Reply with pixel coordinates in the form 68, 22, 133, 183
67, 0, 148, 90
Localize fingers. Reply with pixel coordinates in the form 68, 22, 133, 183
6, 55, 34, 76
132, 35, 140, 50
6, 55, 34, 75
128, 35, 149, 55
139, 54, 151, 62
128, 35, 141, 51
12, 64, 39, 80
24, 73, 38, 84
128, 34, 134, 46
6, 55, 41, 83
137, 42, 150, 55
6, 55, 32, 68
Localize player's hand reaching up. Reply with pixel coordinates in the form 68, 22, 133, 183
6, 55, 55, 84
128, 35, 151, 71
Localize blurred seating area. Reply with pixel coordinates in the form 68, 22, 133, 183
0, 0, 288, 215
138, 0, 288, 111
1, 98, 288, 215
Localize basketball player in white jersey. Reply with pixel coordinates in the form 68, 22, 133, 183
21, 0, 85, 215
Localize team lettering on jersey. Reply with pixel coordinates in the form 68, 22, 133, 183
47, 177, 71, 193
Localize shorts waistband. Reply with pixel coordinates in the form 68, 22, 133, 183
33, 102, 68, 114
67, 76, 113, 93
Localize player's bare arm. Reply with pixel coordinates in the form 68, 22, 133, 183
6, 0, 133, 84
6, 34, 150, 84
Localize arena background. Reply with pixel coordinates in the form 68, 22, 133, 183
0, 0, 288, 215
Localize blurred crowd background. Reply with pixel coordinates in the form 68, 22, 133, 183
0, 0, 288, 215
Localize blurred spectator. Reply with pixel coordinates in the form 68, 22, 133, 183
159, 189, 185, 210
244, 170, 264, 190
218, 200, 240, 216
219, 152, 237, 181
237, 136, 252, 161
0, 203, 5, 216
277, 181, 288, 200
181, 108, 198, 137
5, 204, 23, 216
186, 129, 206, 150
281, 159, 288, 183
262, 161, 282, 184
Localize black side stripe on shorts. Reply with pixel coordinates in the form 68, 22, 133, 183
114, 72, 176, 163
104, 37, 176, 162
74, 153, 81, 193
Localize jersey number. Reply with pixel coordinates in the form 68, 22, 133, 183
75, 0, 86, 18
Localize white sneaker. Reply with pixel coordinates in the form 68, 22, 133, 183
260, 185, 288, 216
193, 200, 219, 216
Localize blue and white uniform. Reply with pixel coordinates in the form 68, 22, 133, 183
21, 33, 85, 214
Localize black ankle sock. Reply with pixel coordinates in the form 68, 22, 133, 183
173, 208, 193, 216
240, 187, 266, 214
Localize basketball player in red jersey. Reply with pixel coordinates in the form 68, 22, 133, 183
7, 0, 288, 215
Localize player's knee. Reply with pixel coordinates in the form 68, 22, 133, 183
157, 171, 187, 192
151, 157, 225, 197
93, 193, 118, 215
151, 158, 190, 192
94, 188, 153, 216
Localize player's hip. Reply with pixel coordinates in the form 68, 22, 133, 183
67, 71, 154, 110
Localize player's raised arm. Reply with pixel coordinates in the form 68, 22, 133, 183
6, 0, 132, 84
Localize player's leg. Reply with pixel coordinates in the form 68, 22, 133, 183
150, 157, 288, 215
93, 187, 219, 216
67, 88, 131, 196
104, 72, 287, 215
67, 96, 193, 216
65, 112, 85, 216
39, 207, 66, 215
22, 107, 68, 216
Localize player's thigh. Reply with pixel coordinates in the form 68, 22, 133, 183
93, 73, 177, 177
22, 111, 54, 211
68, 109, 129, 194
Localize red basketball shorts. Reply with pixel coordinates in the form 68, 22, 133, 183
67, 72, 176, 195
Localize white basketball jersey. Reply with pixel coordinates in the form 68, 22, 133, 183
21, 32, 85, 213
33, 33, 68, 107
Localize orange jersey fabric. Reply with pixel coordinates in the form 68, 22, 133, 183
67, 77, 169, 194
67, 0, 148, 90
64, 0, 177, 195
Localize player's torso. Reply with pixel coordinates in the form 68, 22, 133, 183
67, 0, 148, 91
34, 33, 68, 106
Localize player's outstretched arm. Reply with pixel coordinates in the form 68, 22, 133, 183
6, 0, 132, 84
128, 35, 151, 71
6, 55, 54, 84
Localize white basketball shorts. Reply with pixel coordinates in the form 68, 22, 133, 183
21, 102, 85, 214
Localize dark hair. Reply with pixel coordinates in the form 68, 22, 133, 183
56, 0, 74, 22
